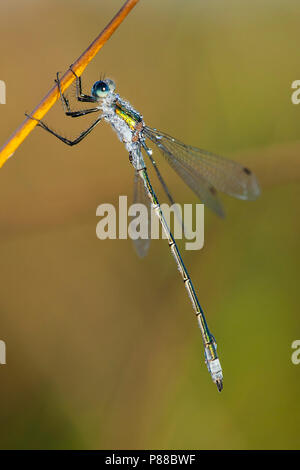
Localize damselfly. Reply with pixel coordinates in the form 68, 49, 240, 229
26, 69, 260, 391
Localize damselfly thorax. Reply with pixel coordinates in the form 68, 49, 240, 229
101, 92, 146, 170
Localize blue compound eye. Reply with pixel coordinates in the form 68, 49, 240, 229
91, 80, 110, 98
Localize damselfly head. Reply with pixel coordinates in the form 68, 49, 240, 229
91, 79, 116, 99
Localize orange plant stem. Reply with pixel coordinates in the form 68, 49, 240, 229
0, 0, 140, 168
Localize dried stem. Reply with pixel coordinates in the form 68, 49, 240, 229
0, 0, 140, 168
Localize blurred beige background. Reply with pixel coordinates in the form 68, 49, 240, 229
0, 0, 299, 449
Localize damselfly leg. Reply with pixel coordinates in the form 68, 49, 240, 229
24, 71, 103, 146
25, 112, 102, 146
69, 67, 99, 103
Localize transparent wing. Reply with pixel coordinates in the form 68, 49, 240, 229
144, 127, 224, 217
144, 127, 260, 216
141, 143, 186, 231
132, 171, 151, 258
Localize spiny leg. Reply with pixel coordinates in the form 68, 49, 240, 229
138, 167, 223, 391
25, 69, 102, 145
55, 72, 99, 117
69, 66, 98, 103
25, 113, 102, 146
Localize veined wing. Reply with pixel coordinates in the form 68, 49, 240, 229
144, 127, 260, 214
144, 127, 226, 217
141, 142, 186, 232
132, 170, 151, 258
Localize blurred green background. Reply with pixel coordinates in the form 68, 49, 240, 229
0, 0, 299, 450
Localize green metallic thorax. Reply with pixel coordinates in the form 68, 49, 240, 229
115, 101, 141, 131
